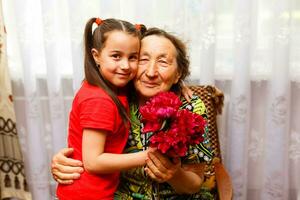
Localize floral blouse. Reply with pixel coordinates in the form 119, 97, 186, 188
114, 95, 216, 200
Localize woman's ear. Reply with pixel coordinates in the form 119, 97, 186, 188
173, 71, 182, 84
91, 48, 101, 65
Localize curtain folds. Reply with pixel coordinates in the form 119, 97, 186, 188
2, 0, 300, 199
0, 1, 31, 199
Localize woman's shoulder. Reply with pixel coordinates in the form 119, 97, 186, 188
180, 95, 206, 116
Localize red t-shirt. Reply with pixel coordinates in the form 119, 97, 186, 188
57, 81, 129, 200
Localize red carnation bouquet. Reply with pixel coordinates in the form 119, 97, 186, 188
139, 92, 207, 158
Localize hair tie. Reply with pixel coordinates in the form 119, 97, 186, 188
135, 24, 141, 31
95, 18, 103, 26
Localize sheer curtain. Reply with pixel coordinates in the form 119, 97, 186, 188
2, 0, 300, 199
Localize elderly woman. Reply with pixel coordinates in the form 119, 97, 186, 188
52, 27, 215, 200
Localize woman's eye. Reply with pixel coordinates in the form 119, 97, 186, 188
139, 58, 149, 63
158, 60, 168, 65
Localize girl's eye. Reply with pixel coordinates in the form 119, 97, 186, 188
129, 55, 138, 61
112, 54, 121, 59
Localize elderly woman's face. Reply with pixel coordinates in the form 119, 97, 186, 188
134, 35, 181, 100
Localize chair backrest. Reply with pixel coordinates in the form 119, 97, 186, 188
189, 85, 224, 161
190, 86, 233, 200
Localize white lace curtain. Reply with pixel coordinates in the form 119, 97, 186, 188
2, 0, 300, 199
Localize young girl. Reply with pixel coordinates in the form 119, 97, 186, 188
56, 18, 152, 200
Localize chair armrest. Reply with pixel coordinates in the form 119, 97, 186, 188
215, 162, 233, 200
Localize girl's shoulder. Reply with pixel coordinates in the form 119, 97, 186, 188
75, 81, 112, 104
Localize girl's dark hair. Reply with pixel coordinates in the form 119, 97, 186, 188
84, 18, 144, 124
141, 28, 190, 93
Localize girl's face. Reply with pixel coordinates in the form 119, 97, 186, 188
92, 31, 140, 88
134, 35, 181, 102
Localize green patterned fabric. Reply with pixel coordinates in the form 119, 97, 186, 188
114, 95, 216, 200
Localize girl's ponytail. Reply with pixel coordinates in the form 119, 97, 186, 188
84, 18, 100, 87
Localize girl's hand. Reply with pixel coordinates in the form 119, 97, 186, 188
51, 148, 84, 184
181, 81, 193, 103
145, 147, 157, 153
144, 151, 181, 183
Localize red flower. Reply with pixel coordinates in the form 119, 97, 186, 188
140, 91, 206, 158
149, 129, 188, 157
175, 110, 206, 145
140, 92, 182, 133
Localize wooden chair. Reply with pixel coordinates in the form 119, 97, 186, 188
189, 85, 232, 200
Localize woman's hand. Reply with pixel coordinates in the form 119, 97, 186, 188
51, 148, 84, 184
144, 151, 181, 183
145, 151, 204, 194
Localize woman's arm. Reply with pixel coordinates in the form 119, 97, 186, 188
82, 128, 151, 174
51, 148, 84, 184
145, 151, 203, 194
167, 167, 203, 194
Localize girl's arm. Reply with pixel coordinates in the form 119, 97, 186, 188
82, 128, 150, 174
180, 81, 193, 103
145, 151, 203, 194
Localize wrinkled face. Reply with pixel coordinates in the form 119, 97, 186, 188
92, 31, 140, 88
134, 35, 181, 102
